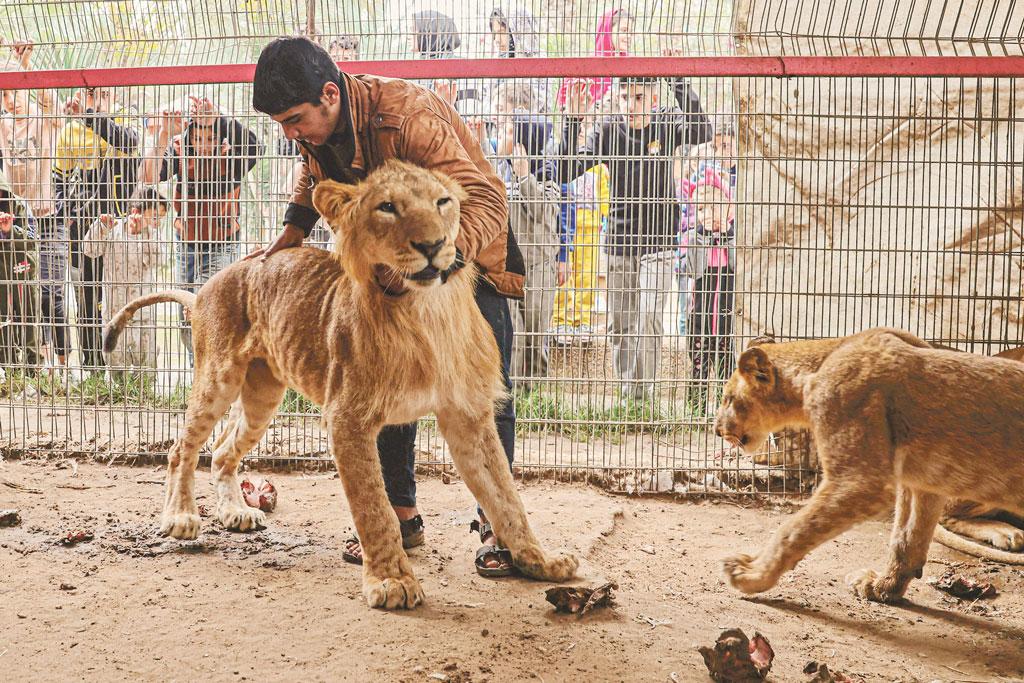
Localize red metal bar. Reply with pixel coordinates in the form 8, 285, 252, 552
3, 56, 1024, 90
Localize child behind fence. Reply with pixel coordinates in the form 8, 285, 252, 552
0, 168, 41, 378
82, 188, 168, 376
679, 174, 736, 407
493, 82, 561, 389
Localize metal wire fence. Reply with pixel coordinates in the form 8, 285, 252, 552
1, 1, 1023, 497
2, 0, 734, 68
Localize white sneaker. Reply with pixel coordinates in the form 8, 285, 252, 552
0, 367, 6, 384
16, 383, 39, 401
63, 366, 83, 388
551, 325, 574, 346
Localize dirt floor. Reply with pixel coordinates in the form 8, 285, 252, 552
1, 459, 1023, 682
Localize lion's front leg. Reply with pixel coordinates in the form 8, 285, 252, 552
326, 408, 423, 610
847, 487, 945, 603
723, 478, 890, 595
436, 406, 578, 582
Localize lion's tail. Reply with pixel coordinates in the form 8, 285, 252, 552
103, 289, 196, 355
933, 525, 1024, 565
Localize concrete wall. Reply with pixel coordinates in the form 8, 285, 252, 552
732, 0, 1024, 350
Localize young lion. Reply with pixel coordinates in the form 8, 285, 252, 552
103, 161, 577, 609
713, 327, 1024, 603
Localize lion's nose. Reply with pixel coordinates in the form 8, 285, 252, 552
714, 424, 723, 437
411, 238, 446, 260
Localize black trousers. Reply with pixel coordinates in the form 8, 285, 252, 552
72, 253, 104, 369
688, 269, 736, 382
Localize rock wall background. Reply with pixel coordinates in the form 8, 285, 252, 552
732, 0, 1024, 351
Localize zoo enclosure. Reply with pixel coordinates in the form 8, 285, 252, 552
1, 1, 1022, 496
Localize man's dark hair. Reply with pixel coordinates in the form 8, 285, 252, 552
252, 37, 341, 115
618, 76, 657, 88
129, 186, 170, 213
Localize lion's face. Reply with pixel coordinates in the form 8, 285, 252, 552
713, 347, 777, 456
312, 161, 468, 295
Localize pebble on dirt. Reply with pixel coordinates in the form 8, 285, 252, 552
0, 509, 21, 527
61, 530, 94, 546
804, 661, 861, 682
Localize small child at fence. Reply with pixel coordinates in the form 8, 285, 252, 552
0, 168, 42, 381
551, 162, 607, 346
492, 82, 561, 390
675, 171, 696, 338
678, 174, 736, 410
82, 188, 168, 378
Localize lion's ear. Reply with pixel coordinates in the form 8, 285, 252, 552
430, 170, 469, 204
312, 180, 358, 225
738, 347, 775, 385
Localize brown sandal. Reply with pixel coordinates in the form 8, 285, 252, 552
342, 514, 425, 565
471, 520, 515, 577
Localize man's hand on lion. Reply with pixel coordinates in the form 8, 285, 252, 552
246, 223, 305, 261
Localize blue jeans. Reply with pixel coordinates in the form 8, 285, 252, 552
378, 279, 515, 508
177, 237, 241, 363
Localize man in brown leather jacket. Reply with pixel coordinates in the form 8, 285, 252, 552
251, 37, 524, 576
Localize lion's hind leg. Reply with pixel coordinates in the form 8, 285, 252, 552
847, 486, 945, 603
160, 360, 247, 539
211, 360, 287, 532
436, 405, 578, 582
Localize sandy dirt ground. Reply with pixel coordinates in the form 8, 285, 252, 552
1, 459, 1022, 682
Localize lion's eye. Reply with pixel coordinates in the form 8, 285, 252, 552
437, 197, 451, 207
377, 201, 397, 214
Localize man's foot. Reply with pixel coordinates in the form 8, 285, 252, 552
343, 511, 424, 565
472, 516, 515, 577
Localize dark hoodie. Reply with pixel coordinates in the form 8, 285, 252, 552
488, 4, 551, 112
556, 79, 712, 255
412, 11, 461, 57
493, 115, 561, 268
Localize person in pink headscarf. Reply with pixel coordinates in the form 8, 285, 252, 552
556, 9, 634, 113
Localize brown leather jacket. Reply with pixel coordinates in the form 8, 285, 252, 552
285, 73, 524, 298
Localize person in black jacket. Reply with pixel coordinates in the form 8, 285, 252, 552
556, 76, 711, 401
54, 86, 140, 372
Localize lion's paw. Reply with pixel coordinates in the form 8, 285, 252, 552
509, 545, 579, 582
846, 568, 905, 604
217, 502, 266, 533
518, 550, 579, 582
721, 553, 778, 594
984, 526, 1024, 551
159, 512, 201, 540
363, 572, 424, 610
